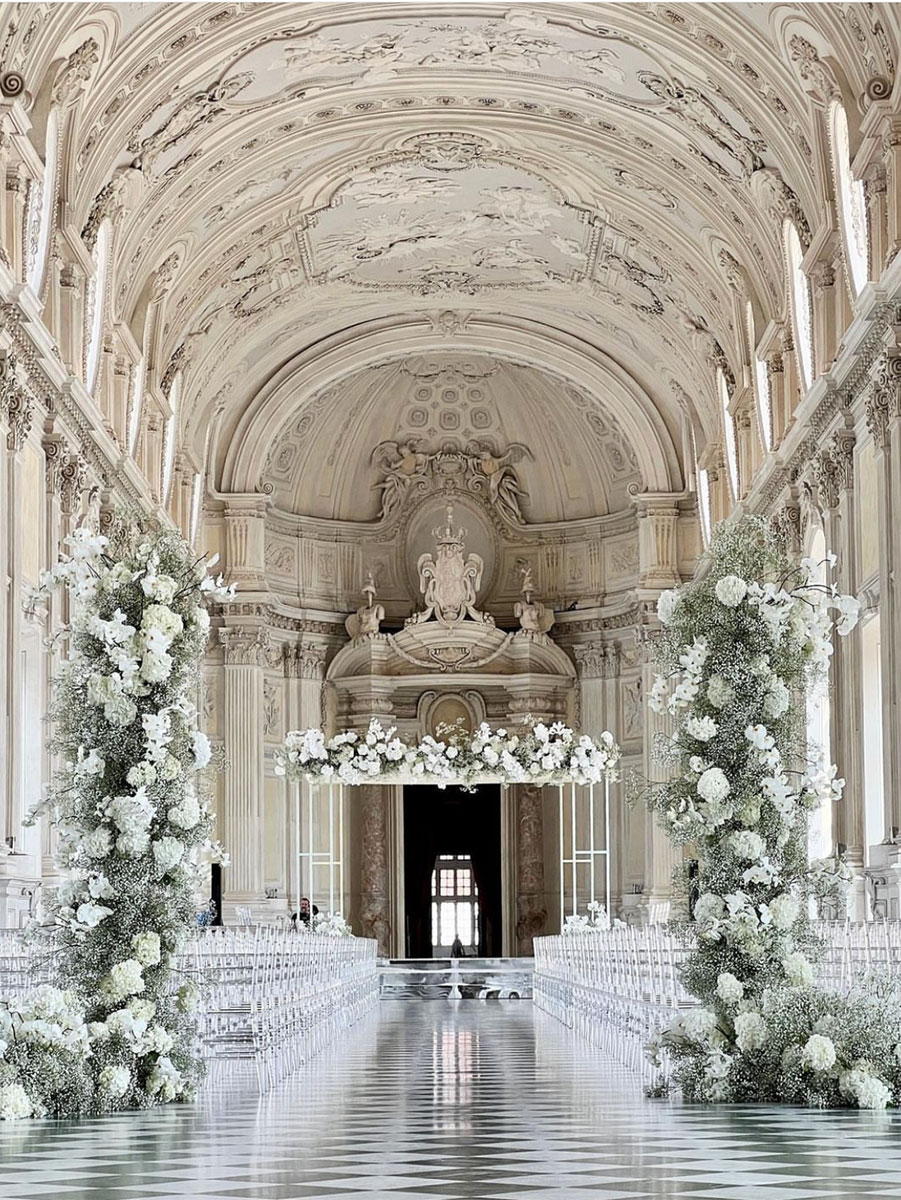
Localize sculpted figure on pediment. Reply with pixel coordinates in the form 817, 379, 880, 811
371, 439, 432, 521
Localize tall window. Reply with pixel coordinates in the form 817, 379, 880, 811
745, 300, 772, 452
719, 369, 739, 500
830, 101, 869, 298
785, 220, 814, 391
26, 108, 58, 295
161, 372, 180, 504
85, 220, 111, 394
862, 613, 884, 852
431, 854, 479, 954
697, 466, 712, 547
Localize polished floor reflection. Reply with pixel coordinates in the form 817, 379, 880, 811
1, 1001, 901, 1198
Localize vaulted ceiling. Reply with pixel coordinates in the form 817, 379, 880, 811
5, 2, 897, 517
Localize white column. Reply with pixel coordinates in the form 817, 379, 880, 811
219, 626, 268, 917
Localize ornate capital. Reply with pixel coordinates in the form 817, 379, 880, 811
0, 351, 34, 453
219, 626, 270, 667
866, 353, 901, 449
574, 641, 619, 679
283, 641, 327, 680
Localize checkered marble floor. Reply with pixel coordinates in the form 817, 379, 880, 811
1, 1001, 901, 1200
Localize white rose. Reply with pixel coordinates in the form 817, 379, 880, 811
715, 575, 748, 608
656, 589, 680, 626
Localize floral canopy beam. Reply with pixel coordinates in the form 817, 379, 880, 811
276, 720, 620, 788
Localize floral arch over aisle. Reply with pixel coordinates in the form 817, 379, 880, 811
276, 719, 621, 922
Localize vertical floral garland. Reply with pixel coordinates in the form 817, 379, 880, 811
0, 524, 232, 1120
644, 518, 901, 1109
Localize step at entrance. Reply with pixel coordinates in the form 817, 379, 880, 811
379, 957, 534, 999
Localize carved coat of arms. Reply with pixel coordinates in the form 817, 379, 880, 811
408, 505, 493, 629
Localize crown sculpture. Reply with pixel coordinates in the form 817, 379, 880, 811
408, 504, 494, 630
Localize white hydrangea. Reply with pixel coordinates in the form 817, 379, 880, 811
733, 1011, 766, 1052
715, 575, 748, 607
116, 830, 151, 857
801, 1033, 836, 1072
168, 792, 201, 830
727, 830, 765, 861
83, 827, 113, 859
152, 836, 185, 875
697, 767, 730, 804
684, 716, 718, 742
126, 761, 157, 788
693, 893, 725, 929
763, 678, 791, 719
132, 931, 161, 967
147, 1055, 182, 1102
782, 951, 814, 987
707, 676, 734, 709
107, 789, 153, 833
715, 972, 744, 1005
141, 603, 183, 642
108, 959, 145, 1000
656, 588, 680, 625
765, 894, 800, 931
840, 1067, 891, 1110
0, 1083, 33, 1120
99, 1065, 131, 1097
681, 1007, 718, 1042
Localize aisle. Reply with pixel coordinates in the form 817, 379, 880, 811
2, 1002, 901, 1199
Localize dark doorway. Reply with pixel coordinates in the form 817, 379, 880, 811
403, 785, 502, 957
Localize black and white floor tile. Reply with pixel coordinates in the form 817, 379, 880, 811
1, 1001, 901, 1199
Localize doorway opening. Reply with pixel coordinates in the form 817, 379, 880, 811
431, 854, 480, 954
403, 785, 502, 958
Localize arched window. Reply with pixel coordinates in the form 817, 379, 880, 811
161, 372, 181, 504
26, 108, 58, 295
719, 370, 739, 500
745, 300, 772, 452
85, 220, 111, 394
805, 528, 832, 861
830, 101, 869, 298
785, 220, 814, 391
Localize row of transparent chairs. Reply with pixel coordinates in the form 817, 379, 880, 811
533, 928, 695, 1086
185, 926, 380, 1091
534, 921, 901, 1084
